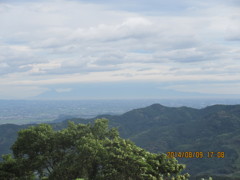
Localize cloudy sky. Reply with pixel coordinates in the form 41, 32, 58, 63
0, 0, 240, 99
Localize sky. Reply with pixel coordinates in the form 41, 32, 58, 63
0, 0, 240, 99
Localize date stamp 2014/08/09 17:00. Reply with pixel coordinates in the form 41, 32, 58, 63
166, 152, 225, 158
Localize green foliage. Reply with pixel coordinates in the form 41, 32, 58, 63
2, 104, 240, 179
0, 119, 188, 180
104, 104, 240, 179
0, 154, 35, 179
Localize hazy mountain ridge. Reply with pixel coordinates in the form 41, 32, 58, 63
1, 104, 240, 179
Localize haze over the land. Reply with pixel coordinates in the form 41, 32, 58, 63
0, 0, 240, 99
1, 98, 240, 124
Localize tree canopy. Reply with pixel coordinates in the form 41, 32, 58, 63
0, 119, 189, 180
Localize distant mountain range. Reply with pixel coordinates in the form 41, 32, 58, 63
1, 104, 240, 179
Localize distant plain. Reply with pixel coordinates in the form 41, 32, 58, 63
1, 98, 240, 124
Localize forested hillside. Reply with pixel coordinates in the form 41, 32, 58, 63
101, 104, 240, 179
0, 119, 189, 180
1, 104, 240, 179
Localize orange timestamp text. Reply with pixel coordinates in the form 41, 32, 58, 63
166, 151, 225, 158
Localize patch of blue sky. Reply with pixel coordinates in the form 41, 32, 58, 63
4, 39, 28, 45
72, 0, 190, 15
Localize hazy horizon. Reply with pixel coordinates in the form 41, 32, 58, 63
1, 98, 240, 124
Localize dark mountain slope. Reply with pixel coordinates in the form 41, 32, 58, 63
94, 104, 240, 178
0, 124, 28, 155
101, 104, 200, 138
1, 104, 240, 179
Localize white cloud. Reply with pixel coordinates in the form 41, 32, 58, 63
0, 0, 240, 98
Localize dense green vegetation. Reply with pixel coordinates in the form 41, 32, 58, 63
0, 119, 189, 180
1, 104, 240, 179
101, 104, 240, 179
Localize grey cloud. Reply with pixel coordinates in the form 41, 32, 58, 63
93, 54, 125, 66
226, 34, 240, 41
43, 65, 121, 76
0, 0, 239, 80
